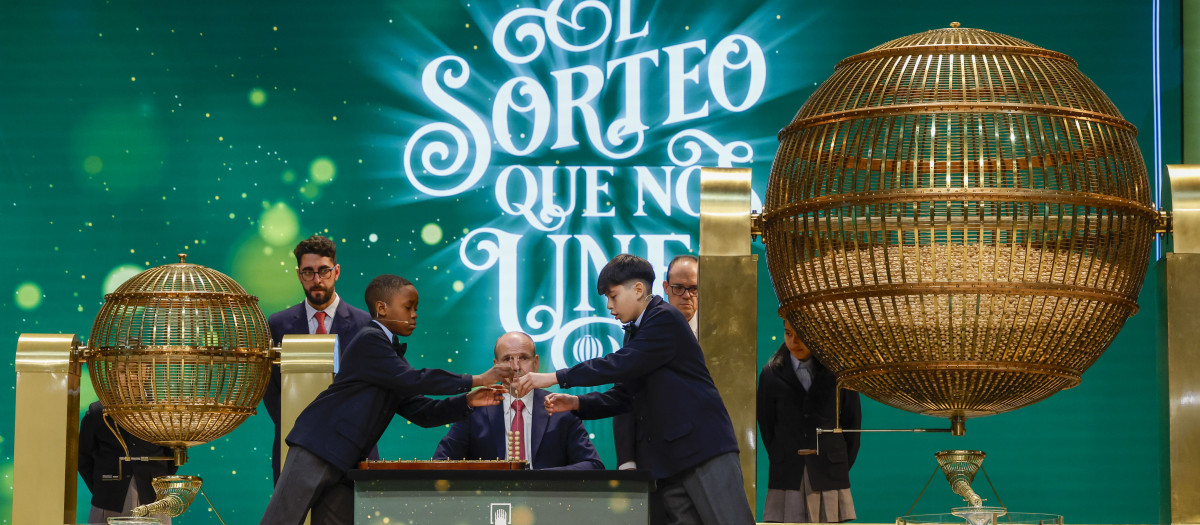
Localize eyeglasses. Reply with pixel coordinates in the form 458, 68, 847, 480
298, 267, 335, 281
667, 283, 699, 297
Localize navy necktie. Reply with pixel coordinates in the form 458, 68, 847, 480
796, 363, 812, 391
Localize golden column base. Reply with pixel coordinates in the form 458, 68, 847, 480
14, 333, 80, 525
699, 167, 758, 512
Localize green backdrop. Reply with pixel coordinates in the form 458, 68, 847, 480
0, 0, 1182, 523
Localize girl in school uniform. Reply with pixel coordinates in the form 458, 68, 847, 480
758, 319, 862, 523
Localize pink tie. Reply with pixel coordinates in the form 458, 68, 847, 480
314, 311, 327, 334
512, 400, 526, 461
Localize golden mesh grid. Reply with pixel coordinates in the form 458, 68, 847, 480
86, 255, 273, 448
763, 25, 1154, 421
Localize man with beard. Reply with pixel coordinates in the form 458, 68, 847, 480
263, 235, 373, 483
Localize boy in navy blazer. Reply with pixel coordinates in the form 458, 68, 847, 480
263, 235, 374, 482
514, 254, 754, 524
260, 275, 515, 525
433, 332, 603, 470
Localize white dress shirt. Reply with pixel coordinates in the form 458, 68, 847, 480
304, 294, 342, 372
302, 294, 341, 334
502, 391, 535, 459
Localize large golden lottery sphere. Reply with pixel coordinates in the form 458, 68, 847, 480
762, 24, 1155, 425
86, 254, 273, 451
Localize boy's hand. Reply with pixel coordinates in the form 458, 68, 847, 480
543, 393, 579, 414
466, 385, 507, 407
512, 371, 558, 398
473, 363, 516, 387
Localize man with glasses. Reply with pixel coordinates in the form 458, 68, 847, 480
263, 234, 373, 483
662, 255, 699, 338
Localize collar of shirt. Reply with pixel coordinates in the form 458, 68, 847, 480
789, 354, 813, 373
304, 294, 341, 330
502, 391, 535, 416
632, 296, 653, 329
373, 319, 395, 342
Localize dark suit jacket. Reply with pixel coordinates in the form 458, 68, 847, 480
558, 295, 738, 480
433, 388, 604, 470
286, 323, 475, 473
264, 298, 373, 480
757, 343, 861, 491
78, 401, 178, 512
612, 324, 640, 467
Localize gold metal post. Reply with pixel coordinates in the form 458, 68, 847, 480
698, 167, 757, 512
14, 333, 80, 525
279, 334, 337, 468
1165, 165, 1200, 524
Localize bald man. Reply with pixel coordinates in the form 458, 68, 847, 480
662, 255, 699, 337
433, 332, 604, 470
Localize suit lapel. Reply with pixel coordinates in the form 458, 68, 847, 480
622, 296, 664, 344
774, 356, 805, 393
290, 303, 309, 333
486, 404, 505, 459
331, 302, 352, 334
530, 389, 549, 464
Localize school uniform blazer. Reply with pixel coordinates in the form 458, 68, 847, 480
285, 323, 475, 473
557, 295, 738, 480
78, 401, 178, 512
757, 343, 861, 492
263, 300, 374, 480
432, 388, 604, 470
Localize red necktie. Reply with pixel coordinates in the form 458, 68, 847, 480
314, 311, 328, 334
511, 400, 526, 461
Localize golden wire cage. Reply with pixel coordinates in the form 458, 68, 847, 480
762, 24, 1155, 424
85, 254, 274, 452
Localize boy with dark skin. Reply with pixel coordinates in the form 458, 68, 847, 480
260, 275, 515, 525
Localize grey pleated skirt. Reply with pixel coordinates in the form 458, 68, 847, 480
763, 470, 855, 523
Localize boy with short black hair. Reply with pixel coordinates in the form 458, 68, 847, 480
260, 274, 514, 525
514, 254, 753, 524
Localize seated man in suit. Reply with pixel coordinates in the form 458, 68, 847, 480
263, 234, 374, 482
260, 274, 515, 525
514, 254, 754, 525
433, 332, 603, 470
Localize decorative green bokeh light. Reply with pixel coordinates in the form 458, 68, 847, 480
83, 155, 103, 175
102, 264, 144, 294
282, 169, 296, 184
230, 230, 302, 314
70, 105, 166, 195
79, 369, 99, 408
452, 280, 465, 292
249, 87, 267, 107
421, 223, 443, 245
310, 157, 335, 185
258, 202, 300, 247
14, 281, 43, 311
299, 182, 321, 200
